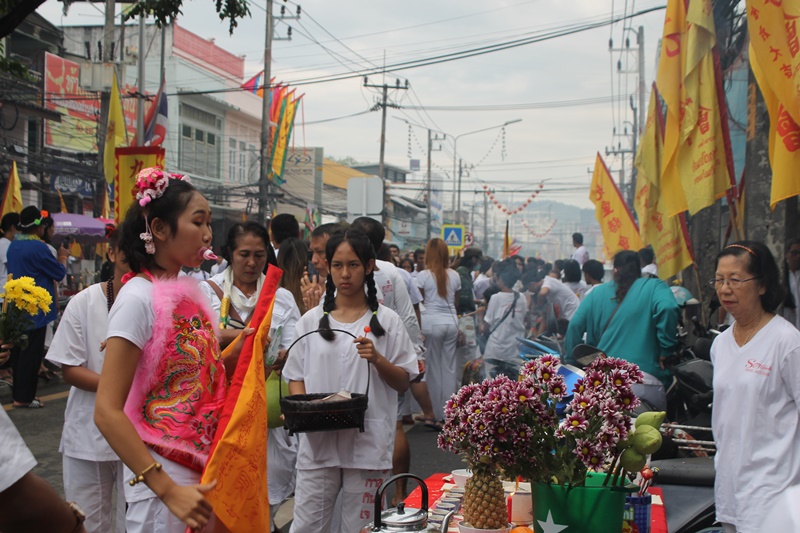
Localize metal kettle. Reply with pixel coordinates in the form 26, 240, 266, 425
359, 473, 449, 532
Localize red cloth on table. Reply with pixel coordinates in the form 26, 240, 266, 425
405, 473, 667, 533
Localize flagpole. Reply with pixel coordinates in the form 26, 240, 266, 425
136, 13, 146, 143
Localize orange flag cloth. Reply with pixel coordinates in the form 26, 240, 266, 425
199, 266, 284, 532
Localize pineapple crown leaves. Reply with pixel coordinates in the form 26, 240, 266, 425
438, 354, 645, 486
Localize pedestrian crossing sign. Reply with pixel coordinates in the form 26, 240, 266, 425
442, 224, 465, 251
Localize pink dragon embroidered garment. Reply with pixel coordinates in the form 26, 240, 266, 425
124, 276, 226, 472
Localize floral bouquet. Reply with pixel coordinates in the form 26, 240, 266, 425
438, 355, 646, 528
0, 276, 52, 350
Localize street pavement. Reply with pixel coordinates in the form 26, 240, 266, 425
2, 374, 465, 529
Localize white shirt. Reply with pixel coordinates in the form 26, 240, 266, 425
642, 263, 658, 277
0, 236, 12, 289
46, 283, 119, 461
564, 280, 589, 300
209, 260, 228, 277
473, 273, 491, 301
107, 277, 155, 349
758, 485, 800, 532
711, 315, 800, 532
483, 291, 528, 361
282, 305, 418, 471
415, 269, 461, 318
187, 268, 209, 281
542, 275, 580, 320
0, 408, 37, 492
397, 267, 423, 306
199, 271, 300, 342
571, 245, 589, 266
785, 270, 800, 330
374, 259, 423, 349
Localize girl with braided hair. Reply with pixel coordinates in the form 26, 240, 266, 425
282, 229, 418, 533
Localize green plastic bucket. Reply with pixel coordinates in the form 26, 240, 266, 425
532, 482, 627, 533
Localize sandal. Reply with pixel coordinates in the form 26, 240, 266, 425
423, 419, 443, 432
13, 398, 44, 409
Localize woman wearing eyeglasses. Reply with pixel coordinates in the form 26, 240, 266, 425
711, 241, 800, 533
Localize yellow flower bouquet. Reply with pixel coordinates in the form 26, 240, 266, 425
0, 276, 52, 350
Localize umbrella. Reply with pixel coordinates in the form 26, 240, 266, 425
51, 213, 109, 244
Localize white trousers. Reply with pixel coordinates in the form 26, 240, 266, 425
268, 427, 298, 530
290, 467, 389, 533
126, 496, 215, 533
62, 455, 125, 533
421, 318, 459, 420
124, 453, 216, 533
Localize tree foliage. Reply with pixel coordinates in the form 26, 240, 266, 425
116, 0, 250, 35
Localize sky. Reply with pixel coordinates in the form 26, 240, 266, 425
37, 0, 669, 212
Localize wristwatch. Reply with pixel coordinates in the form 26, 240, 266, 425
67, 501, 86, 533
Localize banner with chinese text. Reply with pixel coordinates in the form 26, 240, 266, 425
634, 88, 694, 280
44, 52, 148, 152
746, 0, 800, 208
114, 147, 165, 223
590, 153, 643, 257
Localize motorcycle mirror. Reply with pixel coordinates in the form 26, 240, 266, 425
571, 344, 604, 368
693, 337, 713, 361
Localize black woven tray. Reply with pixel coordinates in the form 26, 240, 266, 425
280, 328, 370, 436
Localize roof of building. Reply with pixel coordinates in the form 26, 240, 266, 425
323, 159, 370, 189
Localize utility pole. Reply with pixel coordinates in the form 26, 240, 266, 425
637, 26, 645, 136
258, 0, 274, 223
257, 2, 298, 221
483, 189, 489, 250
424, 129, 444, 240
95, 0, 115, 216
363, 78, 408, 180
608, 25, 645, 210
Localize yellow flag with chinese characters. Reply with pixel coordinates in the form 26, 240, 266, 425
0, 161, 24, 219
271, 95, 299, 180
656, 0, 688, 216
674, 0, 732, 215
590, 153, 642, 257
114, 147, 164, 223
634, 88, 695, 280
747, 0, 800, 208
104, 72, 128, 185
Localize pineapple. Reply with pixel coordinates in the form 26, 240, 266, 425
462, 467, 508, 530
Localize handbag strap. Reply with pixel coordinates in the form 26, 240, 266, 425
487, 291, 519, 338
600, 300, 623, 338
601, 279, 652, 338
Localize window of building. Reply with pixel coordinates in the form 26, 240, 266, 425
228, 138, 237, 182
178, 103, 222, 178
239, 141, 247, 183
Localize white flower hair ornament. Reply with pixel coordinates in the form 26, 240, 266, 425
133, 167, 191, 254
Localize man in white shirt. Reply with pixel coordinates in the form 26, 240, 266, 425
639, 247, 658, 278
209, 255, 227, 276
0, 212, 19, 290
571, 232, 589, 266
784, 239, 800, 330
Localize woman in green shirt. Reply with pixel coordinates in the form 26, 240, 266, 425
565, 250, 679, 410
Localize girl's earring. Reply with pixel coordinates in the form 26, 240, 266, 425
140, 216, 156, 255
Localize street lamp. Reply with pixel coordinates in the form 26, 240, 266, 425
450, 119, 522, 225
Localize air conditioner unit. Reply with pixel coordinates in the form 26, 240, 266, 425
78, 62, 114, 91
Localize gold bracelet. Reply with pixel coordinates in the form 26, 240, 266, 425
128, 461, 162, 486
67, 501, 85, 533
